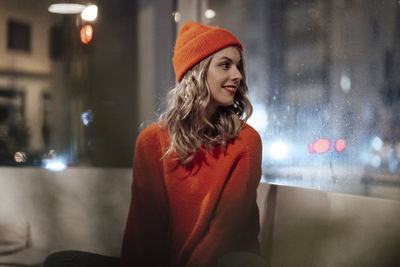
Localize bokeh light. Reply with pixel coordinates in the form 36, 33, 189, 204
334, 138, 347, 152
80, 24, 93, 44
309, 138, 332, 154
269, 141, 288, 160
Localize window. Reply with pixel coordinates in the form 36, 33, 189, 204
7, 20, 31, 52
201, 0, 400, 200
2, 0, 399, 200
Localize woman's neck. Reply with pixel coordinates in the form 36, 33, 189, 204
206, 103, 217, 121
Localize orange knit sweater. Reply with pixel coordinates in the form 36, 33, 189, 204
120, 122, 262, 267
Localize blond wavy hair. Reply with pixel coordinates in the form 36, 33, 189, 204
161, 47, 252, 164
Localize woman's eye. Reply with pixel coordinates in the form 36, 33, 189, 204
220, 62, 230, 69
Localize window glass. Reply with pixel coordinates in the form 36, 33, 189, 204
0, 0, 139, 168
201, 0, 400, 200
2, 0, 400, 201
7, 20, 31, 52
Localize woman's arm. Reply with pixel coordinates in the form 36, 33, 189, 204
120, 129, 170, 267
186, 129, 263, 267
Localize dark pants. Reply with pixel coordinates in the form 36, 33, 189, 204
43, 250, 120, 267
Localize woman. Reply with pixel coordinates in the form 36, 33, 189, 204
120, 22, 263, 267
43, 21, 263, 267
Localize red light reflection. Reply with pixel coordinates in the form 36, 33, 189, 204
314, 138, 331, 153
80, 24, 93, 44
334, 138, 347, 152
308, 138, 332, 154
308, 138, 347, 154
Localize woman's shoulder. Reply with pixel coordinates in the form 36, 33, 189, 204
137, 121, 167, 145
239, 123, 261, 142
233, 123, 262, 153
240, 123, 260, 135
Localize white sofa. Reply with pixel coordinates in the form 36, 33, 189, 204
1, 167, 400, 266
0, 167, 131, 266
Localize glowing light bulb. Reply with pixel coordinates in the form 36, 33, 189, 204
81, 5, 98, 21
14, 152, 27, 163
48, 3, 85, 14
80, 24, 93, 44
371, 136, 383, 151
269, 141, 288, 160
205, 9, 216, 19
43, 159, 67, 171
340, 74, 351, 93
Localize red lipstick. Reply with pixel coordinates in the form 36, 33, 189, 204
224, 88, 236, 94
223, 85, 237, 94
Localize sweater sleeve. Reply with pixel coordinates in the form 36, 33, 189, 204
186, 129, 263, 267
120, 129, 170, 267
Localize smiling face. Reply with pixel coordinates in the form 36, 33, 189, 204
206, 46, 242, 114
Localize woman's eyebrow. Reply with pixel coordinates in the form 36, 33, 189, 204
219, 56, 233, 62
217, 56, 241, 64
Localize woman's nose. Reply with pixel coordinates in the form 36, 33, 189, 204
231, 66, 242, 81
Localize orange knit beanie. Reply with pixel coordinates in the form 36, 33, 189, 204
173, 21, 243, 82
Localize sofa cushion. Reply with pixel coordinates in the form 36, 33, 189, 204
0, 219, 28, 254
0, 247, 47, 266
